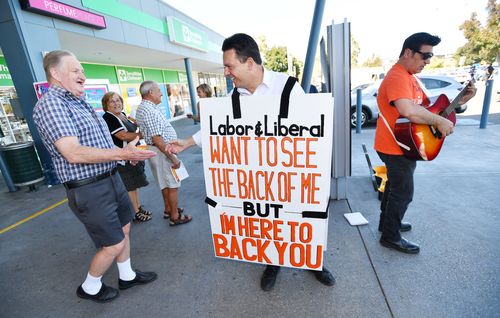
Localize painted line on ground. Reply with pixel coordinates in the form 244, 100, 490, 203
0, 199, 68, 235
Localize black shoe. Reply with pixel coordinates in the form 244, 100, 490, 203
378, 222, 412, 232
313, 267, 336, 286
379, 237, 420, 254
260, 265, 280, 291
76, 284, 119, 303
119, 270, 158, 290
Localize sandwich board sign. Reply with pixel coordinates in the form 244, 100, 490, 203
200, 92, 333, 270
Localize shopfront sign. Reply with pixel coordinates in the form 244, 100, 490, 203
0, 57, 14, 86
167, 16, 208, 52
115, 66, 144, 84
20, 0, 106, 29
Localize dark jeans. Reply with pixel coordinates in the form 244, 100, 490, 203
377, 152, 416, 241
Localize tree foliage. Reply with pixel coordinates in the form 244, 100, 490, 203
456, 0, 500, 64
264, 46, 288, 73
362, 54, 383, 67
351, 36, 360, 66
428, 57, 445, 69
256, 36, 303, 78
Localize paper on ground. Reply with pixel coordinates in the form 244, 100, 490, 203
171, 162, 189, 182
344, 212, 369, 226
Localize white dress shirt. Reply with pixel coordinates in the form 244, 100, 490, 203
192, 69, 304, 146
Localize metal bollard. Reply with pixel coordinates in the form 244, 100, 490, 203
479, 79, 494, 129
356, 88, 362, 133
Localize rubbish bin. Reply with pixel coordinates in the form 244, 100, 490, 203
0, 141, 44, 187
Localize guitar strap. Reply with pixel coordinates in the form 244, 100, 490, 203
413, 75, 432, 107
378, 112, 410, 151
378, 74, 429, 152
230, 76, 298, 119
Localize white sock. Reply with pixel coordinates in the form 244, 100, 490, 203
81, 273, 102, 295
117, 258, 136, 281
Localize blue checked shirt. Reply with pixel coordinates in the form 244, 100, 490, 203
33, 85, 116, 183
136, 100, 177, 145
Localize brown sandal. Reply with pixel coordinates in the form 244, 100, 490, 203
169, 213, 192, 226
163, 207, 184, 219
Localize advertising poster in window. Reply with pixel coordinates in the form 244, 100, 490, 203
33, 82, 50, 100
84, 85, 108, 114
119, 84, 142, 118
200, 94, 333, 270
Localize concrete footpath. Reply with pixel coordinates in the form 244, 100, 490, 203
0, 111, 499, 317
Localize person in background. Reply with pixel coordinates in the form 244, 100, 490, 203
136, 80, 192, 226
167, 33, 335, 291
375, 33, 476, 254
187, 83, 213, 123
102, 92, 152, 222
486, 63, 494, 80
33, 50, 157, 303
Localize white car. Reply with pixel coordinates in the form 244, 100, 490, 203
350, 75, 468, 128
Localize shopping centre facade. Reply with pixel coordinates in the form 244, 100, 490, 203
0, 0, 228, 184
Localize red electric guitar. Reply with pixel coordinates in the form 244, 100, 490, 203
394, 78, 474, 161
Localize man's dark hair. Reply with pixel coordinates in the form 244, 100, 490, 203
222, 33, 262, 65
399, 32, 441, 57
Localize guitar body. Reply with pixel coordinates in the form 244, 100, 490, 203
394, 94, 456, 161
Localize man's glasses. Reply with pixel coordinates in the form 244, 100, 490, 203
413, 50, 434, 60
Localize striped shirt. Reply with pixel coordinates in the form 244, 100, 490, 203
136, 100, 177, 145
33, 85, 115, 183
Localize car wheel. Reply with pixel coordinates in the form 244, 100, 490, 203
350, 108, 368, 128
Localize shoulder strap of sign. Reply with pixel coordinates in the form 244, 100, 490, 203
279, 76, 298, 118
230, 76, 298, 119
231, 89, 241, 119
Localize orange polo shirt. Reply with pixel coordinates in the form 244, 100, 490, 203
374, 63, 427, 155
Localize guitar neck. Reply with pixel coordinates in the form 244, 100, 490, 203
440, 79, 473, 118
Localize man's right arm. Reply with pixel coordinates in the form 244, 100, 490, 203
55, 136, 155, 164
152, 135, 180, 168
394, 99, 454, 136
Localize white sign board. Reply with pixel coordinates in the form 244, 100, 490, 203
201, 94, 333, 270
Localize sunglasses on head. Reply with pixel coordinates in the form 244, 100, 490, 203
413, 50, 434, 60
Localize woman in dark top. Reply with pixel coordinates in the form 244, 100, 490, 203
102, 92, 152, 222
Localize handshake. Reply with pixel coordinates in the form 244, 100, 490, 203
165, 137, 196, 155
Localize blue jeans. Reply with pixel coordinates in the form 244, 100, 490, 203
377, 152, 416, 241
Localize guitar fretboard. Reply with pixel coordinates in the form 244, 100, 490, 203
440, 79, 474, 118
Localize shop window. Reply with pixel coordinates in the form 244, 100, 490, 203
0, 87, 31, 145
166, 83, 192, 118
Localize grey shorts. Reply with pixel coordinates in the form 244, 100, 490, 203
66, 173, 134, 248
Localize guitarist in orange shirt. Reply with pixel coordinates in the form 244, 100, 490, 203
374, 32, 476, 254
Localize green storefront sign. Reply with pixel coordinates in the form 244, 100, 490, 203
167, 16, 208, 52
0, 56, 14, 86
115, 66, 144, 84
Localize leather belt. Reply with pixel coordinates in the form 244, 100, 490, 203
64, 167, 117, 190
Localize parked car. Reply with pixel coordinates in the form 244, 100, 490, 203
350, 75, 468, 128
418, 75, 468, 114
350, 82, 380, 128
